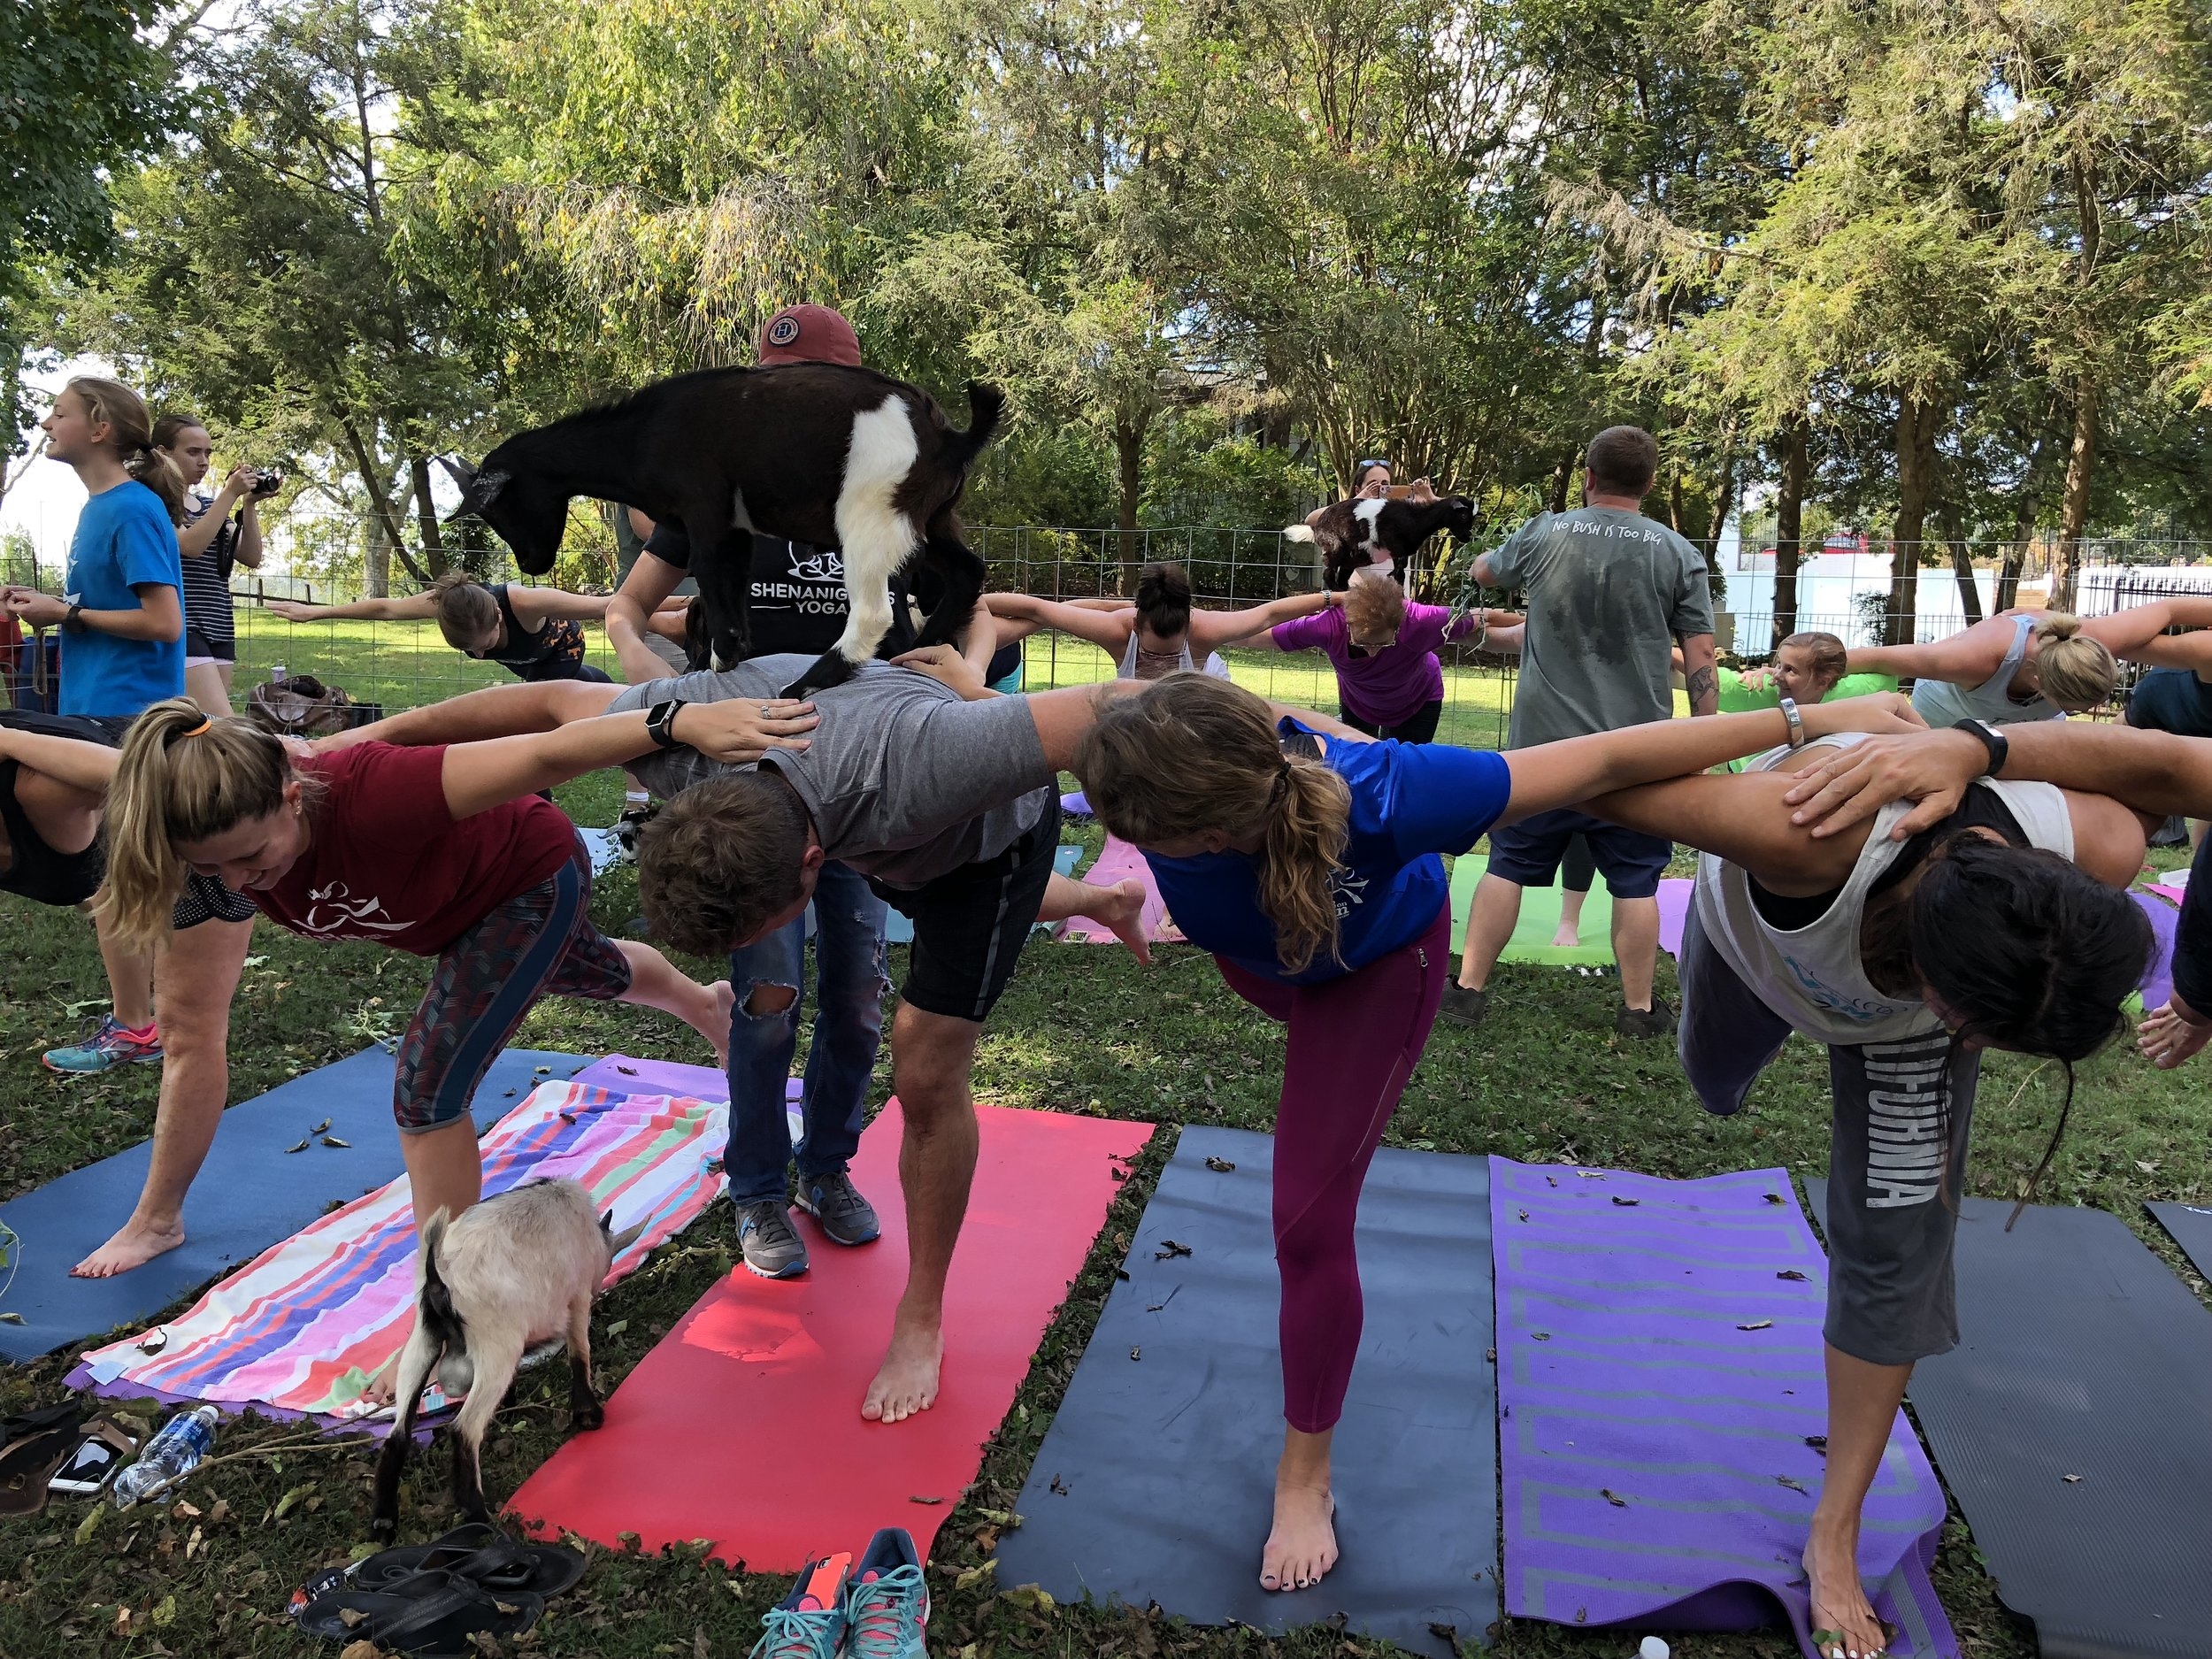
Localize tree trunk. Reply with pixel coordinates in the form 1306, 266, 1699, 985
410, 454, 449, 580
1772, 416, 1807, 649
337, 416, 424, 585
365, 517, 391, 598
1113, 415, 1145, 594
1938, 501, 1982, 626
1548, 448, 1578, 513
1887, 395, 1940, 645
1667, 472, 1686, 534
2053, 373, 2097, 610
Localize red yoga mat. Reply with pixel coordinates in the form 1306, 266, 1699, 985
506, 1100, 1153, 1569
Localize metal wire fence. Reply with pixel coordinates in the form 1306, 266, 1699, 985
8, 511, 2211, 737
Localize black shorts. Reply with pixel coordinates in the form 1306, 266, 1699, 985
1486, 806, 1671, 900
1339, 699, 1443, 745
873, 795, 1062, 1023
76, 715, 257, 931
183, 628, 236, 664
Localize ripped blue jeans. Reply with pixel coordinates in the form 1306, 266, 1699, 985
722, 858, 888, 1204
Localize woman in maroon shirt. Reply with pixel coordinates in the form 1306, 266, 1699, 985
98, 695, 808, 1248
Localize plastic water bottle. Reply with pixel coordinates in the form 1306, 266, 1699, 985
268, 664, 287, 684
111, 1406, 219, 1509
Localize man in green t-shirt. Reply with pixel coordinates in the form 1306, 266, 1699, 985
1444, 426, 1717, 1037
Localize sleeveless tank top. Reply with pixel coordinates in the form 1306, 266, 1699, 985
1118, 630, 1231, 683
481, 584, 588, 676
1694, 732, 2073, 1045
0, 711, 115, 907
1909, 614, 2063, 727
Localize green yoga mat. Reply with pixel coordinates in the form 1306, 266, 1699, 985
1447, 853, 1616, 964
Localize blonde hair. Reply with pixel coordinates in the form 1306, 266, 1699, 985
1341, 570, 1406, 649
1073, 675, 1352, 975
64, 377, 188, 526
428, 572, 503, 653
2031, 612, 2117, 712
96, 700, 302, 950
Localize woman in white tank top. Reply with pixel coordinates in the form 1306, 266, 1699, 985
1846, 609, 2134, 726
1586, 728, 2166, 1659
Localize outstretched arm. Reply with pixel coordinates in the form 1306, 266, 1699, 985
982, 593, 1134, 654
1188, 591, 1332, 649
265, 595, 438, 624
1499, 695, 1924, 833
2080, 597, 2212, 657
1845, 618, 2007, 685
1778, 721, 2212, 839
0, 726, 121, 795
317, 679, 622, 751
1678, 631, 1719, 717
505, 587, 616, 627
2121, 632, 2212, 678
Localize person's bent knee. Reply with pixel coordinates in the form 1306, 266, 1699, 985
741, 980, 800, 1018
396, 1094, 476, 1135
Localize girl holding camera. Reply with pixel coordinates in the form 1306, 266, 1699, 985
153, 415, 267, 716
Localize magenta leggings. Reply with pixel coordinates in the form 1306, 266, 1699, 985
1215, 902, 1450, 1433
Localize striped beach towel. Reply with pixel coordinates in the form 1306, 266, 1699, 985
70, 1081, 726, 1425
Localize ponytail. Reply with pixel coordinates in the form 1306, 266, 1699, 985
2031, 611, 2118, 712
65, 377, 188, 526
96, 700, 301, 951
1073, 673, 1352, 975
428, 572, 502, 652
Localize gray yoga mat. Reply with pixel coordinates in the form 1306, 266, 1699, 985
2147, 1200, 2212, 1286
1807, 1178, 2212, 1659
993, 1125, 1498, 1657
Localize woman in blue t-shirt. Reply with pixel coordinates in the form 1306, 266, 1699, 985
2, 377, 193, 1073
1072, 674, 1920, 1598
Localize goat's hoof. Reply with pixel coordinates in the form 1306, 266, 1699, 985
370, 1517, 397, 1544
573, 1405, 606, 1432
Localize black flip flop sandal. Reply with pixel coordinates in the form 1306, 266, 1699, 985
353, 1522, 587, 1598
0, 1410, 84, 1518
0, 1402, 81, 1458
297, 1568, 542, 1657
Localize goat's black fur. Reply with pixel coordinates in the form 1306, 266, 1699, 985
447, 365, 1002, 696
1290, 495, 1479, 590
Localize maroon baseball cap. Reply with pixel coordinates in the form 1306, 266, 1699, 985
758, 304, 862, 367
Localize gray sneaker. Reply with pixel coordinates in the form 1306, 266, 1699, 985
795, 1171, 881, 1246
1437, 981, 1489, 1027
736, 1199, 810, 1279
1616, 998, 1678, 1039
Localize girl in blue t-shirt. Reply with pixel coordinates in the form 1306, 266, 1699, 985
1072, 673, 1921, 1599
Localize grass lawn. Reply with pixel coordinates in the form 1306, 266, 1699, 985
1, 711, 2205, 1655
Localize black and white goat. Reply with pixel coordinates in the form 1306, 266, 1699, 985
444, 365, 1004, 695
1284, 495, 1478, 591
372, 1179, 645, 1541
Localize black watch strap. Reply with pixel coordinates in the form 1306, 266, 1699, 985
645, 698, 687, 749
1952, 718, 2008, 778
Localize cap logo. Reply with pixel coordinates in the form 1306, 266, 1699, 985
767, 316, 802, 346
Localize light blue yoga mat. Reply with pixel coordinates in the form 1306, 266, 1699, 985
0, 1045, 586, 1363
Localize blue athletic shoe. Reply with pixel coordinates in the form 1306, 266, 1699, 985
749, 1551, 850, 1659
43, 1017, 163, 1074
842, 1527, 928, 1659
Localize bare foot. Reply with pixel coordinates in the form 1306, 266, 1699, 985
71, 1216, 186, 1278
861, 1320, 943, 1424
708, 979, 736, 1066
1804, 1529, 1887, 1658
1087, 879, 1153, 965
356, 1351, 403, 1410
1259, 1482, 1338, 1592
1548, 926, 1580, 949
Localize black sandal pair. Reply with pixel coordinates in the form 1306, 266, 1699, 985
0, 1402, 83, 1517
294, 1523, 586, 1656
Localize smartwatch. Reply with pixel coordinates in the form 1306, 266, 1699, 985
62, 603, 85, 634
645, 698, 687, 749
1778, 695, 1805, 749
1952, 717, 2008, 778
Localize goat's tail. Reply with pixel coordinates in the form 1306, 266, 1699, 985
1280, 524, 1317, 544
949, 382, 1007, 467
417, 1208, 466, 1353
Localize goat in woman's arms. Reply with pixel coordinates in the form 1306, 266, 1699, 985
445, 365, 1004, 695
1285, 494, 1478, 591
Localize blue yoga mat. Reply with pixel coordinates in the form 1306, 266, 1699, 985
0, 1045, 588, 1363
993, 1126, 1498, 1656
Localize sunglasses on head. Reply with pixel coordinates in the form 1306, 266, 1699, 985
1356, 458, 1391, 474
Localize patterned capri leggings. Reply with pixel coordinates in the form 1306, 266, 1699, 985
393, 840, 634, 1132
1214, 902, 1451, 1433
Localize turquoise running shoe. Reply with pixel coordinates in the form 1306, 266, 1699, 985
43, 1017, 163, 1074
842, 1527, 928, 1659
749, 1551, 850, 1659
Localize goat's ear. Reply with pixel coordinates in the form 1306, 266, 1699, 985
600, 1208, 617, 1234
444, 464, 510, 521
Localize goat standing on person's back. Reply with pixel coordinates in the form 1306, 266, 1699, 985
443, 364, 1003, 696
1284, 494, 1478, 591
372, 1179, 644, 1540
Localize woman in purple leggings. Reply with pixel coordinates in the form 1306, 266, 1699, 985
1072, 674, 1923, 1596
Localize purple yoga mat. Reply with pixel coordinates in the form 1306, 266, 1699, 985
1656, 877, 1693, 957
1491, 1157, 1957, 1658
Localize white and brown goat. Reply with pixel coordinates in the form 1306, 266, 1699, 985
1285, 494, 1478, 591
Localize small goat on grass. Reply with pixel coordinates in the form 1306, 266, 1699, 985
1284, 495, 1478, 591
444, 365, 1004, 695
372, 1179, 644, 1541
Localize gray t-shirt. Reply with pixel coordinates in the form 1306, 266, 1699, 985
1485, 507, 1716, 749
608, 656, 1053, 888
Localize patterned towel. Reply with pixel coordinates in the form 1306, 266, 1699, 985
70, 1082, 726, 1426
1057, 833, 1185, 945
